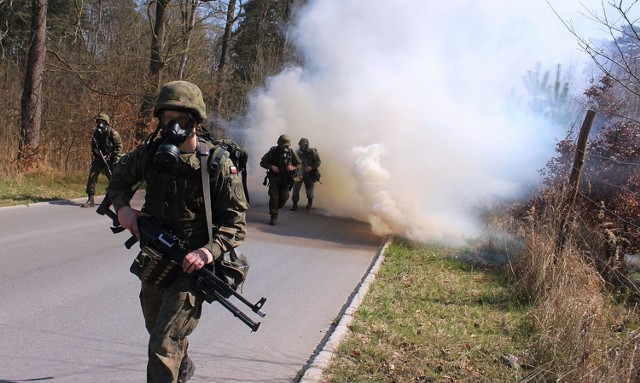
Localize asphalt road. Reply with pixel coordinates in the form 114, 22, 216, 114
0, 191, 383, 383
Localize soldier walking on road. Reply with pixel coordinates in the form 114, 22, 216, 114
260, 134, 301, 225
291, 137, 321, 211
106, 81, 248, 383
82, 113, 123, 207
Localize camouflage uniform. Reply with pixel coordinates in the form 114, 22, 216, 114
260, 134, 301, 225
83, 113, 123, 207
291, 138, 321, 210
106, 81, 248, 383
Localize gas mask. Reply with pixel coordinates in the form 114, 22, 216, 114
96, 121, 107, 133
154, 119, 194, 168
279, 145, 292, 166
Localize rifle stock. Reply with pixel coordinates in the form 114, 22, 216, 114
96, 196, 265, 332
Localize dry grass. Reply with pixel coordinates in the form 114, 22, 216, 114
513, 202, 640, 382
318, 190, 640, 383
0, 166, 103, 206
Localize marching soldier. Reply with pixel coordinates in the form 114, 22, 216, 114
291, 137, 321, 211
81, 113, 123, 207
106, 81, 248, 382
260, 134, 301, 225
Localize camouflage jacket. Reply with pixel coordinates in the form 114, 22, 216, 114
91, 126, 123, 163
260, 145, 302, 184
260, 145, 301, 172
106, 138, 248, 259
296, 147, 321, 178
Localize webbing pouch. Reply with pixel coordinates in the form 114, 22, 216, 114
130, 246, 180, 288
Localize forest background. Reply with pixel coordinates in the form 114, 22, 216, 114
2, 0, 640, 381
1, 0, 298, 172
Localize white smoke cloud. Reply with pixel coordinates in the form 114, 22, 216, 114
243, 0, 621, 244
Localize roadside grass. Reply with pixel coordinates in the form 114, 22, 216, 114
0, 169, 107, 207
320, 239, 533, 383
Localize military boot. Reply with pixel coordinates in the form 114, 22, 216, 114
291, 201, 298, 211
178, 353, 195, 383
81, 194, 95, 208
305, 198, 313, 209
269, 214, 277, 225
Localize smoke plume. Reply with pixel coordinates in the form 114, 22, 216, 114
243, 0, 607, 244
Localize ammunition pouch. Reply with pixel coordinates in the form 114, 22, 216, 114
130, 246, 180, 288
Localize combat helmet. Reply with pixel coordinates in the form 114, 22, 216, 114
153, 81, 207, 121
96, 113, 110, 125
298, 138, 309, 146
277, 134, 291, 146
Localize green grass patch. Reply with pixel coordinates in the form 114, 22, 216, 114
0, 170, 108, 206
321, 239, 533, 383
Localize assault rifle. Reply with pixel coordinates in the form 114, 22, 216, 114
97, 196, 266, 332
92, 136, 112, 177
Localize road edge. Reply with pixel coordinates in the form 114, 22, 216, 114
298, 235, 394, 383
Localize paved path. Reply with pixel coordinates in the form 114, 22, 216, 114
0, 192, 383, 382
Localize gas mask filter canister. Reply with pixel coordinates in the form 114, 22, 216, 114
154, 119, 193, 168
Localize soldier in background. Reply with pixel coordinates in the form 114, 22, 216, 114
291, 137, 321, 211
81, 113, 123, 207
260, 134, 301, 225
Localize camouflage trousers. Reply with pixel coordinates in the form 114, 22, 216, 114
139, 272, 203, 383
85, 158, 111, 196
291, 177, 316, 203
267, 179, 290, 216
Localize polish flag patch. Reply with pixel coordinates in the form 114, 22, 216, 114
230, 166, 238, 174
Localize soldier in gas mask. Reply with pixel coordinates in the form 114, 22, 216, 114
81, 113, 123, 207
106, 81, 248, 383
291, 137, 321, 211
260, 134, 301, 225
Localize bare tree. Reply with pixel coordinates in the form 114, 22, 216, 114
134, 0, 169, 141
178, 0, 199, 79
19, 0, 47, 164
550, 1, 640, 100
212, 0, 237, 130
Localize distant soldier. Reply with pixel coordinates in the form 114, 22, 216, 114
291, 137, 321, 211
260, 134, 301, 225
82, 113, 123, 208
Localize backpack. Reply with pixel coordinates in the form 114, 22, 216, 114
208, 138, 251, 204
211, 138, 248, 172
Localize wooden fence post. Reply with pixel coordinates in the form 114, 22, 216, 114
556, 109, 597, 254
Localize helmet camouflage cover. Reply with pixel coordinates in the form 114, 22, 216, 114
298, 138, 309, 146
96, 113, 110, 125
153, 80, 207, 121
277, 134, 291, 146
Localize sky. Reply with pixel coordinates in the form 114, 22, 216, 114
240, 0, 636, 244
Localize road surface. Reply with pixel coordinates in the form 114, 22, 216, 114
0, 191, 383, 382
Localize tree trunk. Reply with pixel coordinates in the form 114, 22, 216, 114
136, 0, 169, 141
281, 0, 293, 61
178, 0, 199, 80
211, 0, 236, 137
149, 0, 168, 91
19, 0, 48, 163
